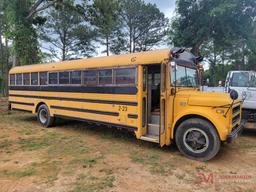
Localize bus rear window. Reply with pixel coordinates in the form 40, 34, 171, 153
10, 74, 15, 85
40, 72, 48, 85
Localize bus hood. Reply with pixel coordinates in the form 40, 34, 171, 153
183, 91, 234, 107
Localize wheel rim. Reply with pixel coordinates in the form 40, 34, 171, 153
39, 109, 48, 124
183, 128, 209, 154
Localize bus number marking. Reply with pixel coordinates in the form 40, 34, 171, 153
118, 105, 127, 112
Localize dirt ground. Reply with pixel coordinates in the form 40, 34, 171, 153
0, 98, 256, 192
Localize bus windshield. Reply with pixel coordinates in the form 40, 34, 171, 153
171, 65, 199, 87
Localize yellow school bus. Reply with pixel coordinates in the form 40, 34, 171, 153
8, 48, 243, 161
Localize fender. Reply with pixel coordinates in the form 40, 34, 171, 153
171, 108, 229, 141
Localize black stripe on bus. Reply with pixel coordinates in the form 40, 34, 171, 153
9, 86, 137, 95
54, 114, 137, 131
128, 114, 138, 119
12, 108, 32, 113
9, 94, 138, 106
51, 106, 119, 117
9, 101, 34, 106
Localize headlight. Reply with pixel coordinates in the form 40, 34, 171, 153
216, 109, 225, 114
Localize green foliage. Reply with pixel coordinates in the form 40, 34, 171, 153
121, 0, 168, 53
39, 0, 95, 60
89, 0, 122, 56
204, 64, 235, 86
171, 0, 256, 85
3, 0, 40, 65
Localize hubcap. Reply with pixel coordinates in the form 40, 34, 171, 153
183, 128, 209, 154
39, 109, 48, 124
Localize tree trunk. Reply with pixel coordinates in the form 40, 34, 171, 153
4, 38, 9, 96
62, 31, 67, 61
0, 31, 4, 96
62, 46, 66, 61
241, 41, 246, 70
221, 50, 225, 65
132, 31, 136, 53
106, 35, 109, 56
12, 54, 17, 67
129, 26, 132, 53
212, 41, 217, 86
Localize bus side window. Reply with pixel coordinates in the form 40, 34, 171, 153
70, 71, 81, 84
84, 70, 98, 86
99, 69, 112, 85
23, 73, 30, 85
10, 74, 15, 85
59, 71, 70, 84
40, 72, 48, 85
114, 67, 136, 85
16, 74, 22, 85
49, 72, 58, 85
31, 72, 39, 85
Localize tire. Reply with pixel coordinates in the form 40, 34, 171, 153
175, 118, 220, 161
37, 104, 55, 127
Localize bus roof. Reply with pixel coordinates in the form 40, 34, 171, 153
10, 48, 170, 74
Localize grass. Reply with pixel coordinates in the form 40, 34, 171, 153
175, 173, 186, 180
73, 174, 115, 192
37, 160, 62, 184
0, 134, 9, 139
0, 139, 12, 149
0, 167, 36, 178
69, 158, 98, 168
130, 151, 160, 164
1, 108, 256, 191
130, 150, 177, 175
237, 137, 256, 149
18, 134, 55, 151
17, 129, 34, 135
47, 136, 91, 158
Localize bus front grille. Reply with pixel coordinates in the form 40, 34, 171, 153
232, 104, 241, 126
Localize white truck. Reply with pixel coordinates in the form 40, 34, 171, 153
203, 71, 256, 127
225, 71, 256, 126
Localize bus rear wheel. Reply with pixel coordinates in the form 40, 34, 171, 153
37, 104, 55, 127
175, 118, 220, 161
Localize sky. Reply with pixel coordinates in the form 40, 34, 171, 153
41, 0, 178, 61
94, 0, 177, 56
145, 0, 176, 19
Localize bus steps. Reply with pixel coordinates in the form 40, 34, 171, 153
148, 123, 159, 136
140, 134, 159, 143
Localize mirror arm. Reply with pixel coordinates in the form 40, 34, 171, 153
224, 100, 234, 118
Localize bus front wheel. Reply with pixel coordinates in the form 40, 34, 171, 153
175, 118, 220, 161
37, 104, 55, 127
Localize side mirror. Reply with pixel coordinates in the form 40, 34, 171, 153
229, 89, 238, 100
